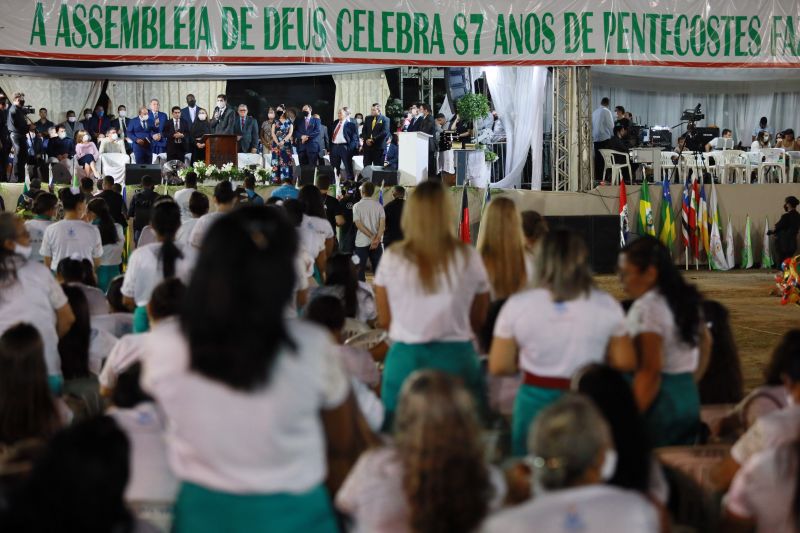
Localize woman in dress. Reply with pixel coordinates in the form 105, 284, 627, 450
190, 108, 211, 164
260, 107, 276, 150
271, 106, 294, 183
86, 198, 124, 292
75, 133, 101, 179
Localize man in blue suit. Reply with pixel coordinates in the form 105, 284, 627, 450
86, 105, 109, 142
234, 104, 259, 153
329, 107, 359, 180
147, 98, 168, 161
128, 106, 154, 164
293, 104, 321, 166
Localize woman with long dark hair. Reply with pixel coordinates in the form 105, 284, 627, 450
299, 185, 335, 258
316, 253, 377, 324
141, 205, 353, 533
86, 197, 124, 292
190, 108, 211, 164
121, 199, 192, 333
40, 188, 103, 272
24, 191, 57, 263
698, 300, 744, 405
0, 213, 75, 392
619, 236, 710, 447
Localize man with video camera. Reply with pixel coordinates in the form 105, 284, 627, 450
7, 92, 31, 183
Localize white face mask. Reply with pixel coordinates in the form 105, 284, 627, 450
110, 133, 118, 141
119, 110, 126, 117
140, 115, 148, 121
58, 131, 66, 139
217, 100, 225, 107
14, 243, 32, 259
356, 118, 363, 125
67, 116, 76, 123
82, 134, 91, 142
85, 113, 92, 120
601, 449, 618, 481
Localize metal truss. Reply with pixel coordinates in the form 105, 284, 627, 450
551, 66, 593, 192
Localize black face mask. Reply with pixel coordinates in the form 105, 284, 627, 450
187, 100, 196, 107
302, 111, 310, 118
275, 110, 284, 118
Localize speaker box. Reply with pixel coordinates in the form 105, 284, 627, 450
368, 168, 398, 186
293, 164, 335, 187
125, 164, 161, 186
444, 67, 470, 114
544, 215, 620, 274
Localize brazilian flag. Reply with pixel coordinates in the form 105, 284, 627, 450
637, 180, 656, 237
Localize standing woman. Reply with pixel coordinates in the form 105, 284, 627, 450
260, 107, 276, 150
122, 199, 192, 333
619, 236, 710, 447
86, 198, 124, 292
489, 229, 636, 456
24, 191, 58, 263
271, 106, 294, 184
375, 181, 490, 427
300, 185, 335, 258
190, 108, 211, 164
141, 206, 352, 533
41, 188, 103, 273
476, 197, 528, 301
0, 213, 75, 392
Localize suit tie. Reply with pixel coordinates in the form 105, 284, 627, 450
175, 119, 179, 131
305, 117, 310, 129
332, 121, 342, 142
241, 117, 245, 130
121, 118, 125, 132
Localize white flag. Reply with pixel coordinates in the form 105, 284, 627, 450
762, 217, 774, 269
725, 217, 735, 269
710, 215, 730, 270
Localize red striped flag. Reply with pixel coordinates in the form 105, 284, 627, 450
459, 185, 471, 244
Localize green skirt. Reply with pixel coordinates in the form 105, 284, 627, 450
47, 375, 63, 396
511, 384, 565, 457
96, 264, 121, 293
173, 482, 339, 533
133, 306, 150, 334
644, 372, 701, 447
381, 340, 485, 431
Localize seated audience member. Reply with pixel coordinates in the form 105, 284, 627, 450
40, 188, 103, 272
777, 128, 800, 151
305, 295, 383, 430
698, 300, 744, 405
270, 176, 300, 201
97, 175, 128, 230
188, 180, 237, 249
0, 416, 159, 533
48, 125, 74, 162
0, 324, 66, 447
107, 362, 179, 503
92, 275, 135, 339
141, 206, 354, 533
99, 127, 127, 154
751, 131, 771, 153
752, 116, 772, 142
483, 395, 660, 533
100, 279, 184, 394
173, 172, 197, 222
24, 191, 57, 263
606, 123, 636, 183
56, 258, 109, 316
489, 229, 636, 456
520, 210, 548, 284
300, 185, 334, 257
285, 198, 326, 286
706, 129, 734, 151
16, 177, 42, 212
127, 175, 160, 245
336, 370, 504, 532
86, 197, 125, 292
314, 253, 377, 325
176, 191, 210, 247
242, 175, 264, 206
75, 132, 101, 179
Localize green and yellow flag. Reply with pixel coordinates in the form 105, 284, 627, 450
637, 180, 656, 237
658, 179, 676, 252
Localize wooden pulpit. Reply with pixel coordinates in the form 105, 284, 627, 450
204, 134, 238, 167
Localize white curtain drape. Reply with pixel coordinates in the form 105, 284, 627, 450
332, 72, 390, 123
0, 75, 103, 125
107, 80, 227, 118
485, 66, 548, 190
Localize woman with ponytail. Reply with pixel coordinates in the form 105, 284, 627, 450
121, 198, 194, 333
41, 188, 103, 272
619, 236, 711, 447
86, 197, 124, 292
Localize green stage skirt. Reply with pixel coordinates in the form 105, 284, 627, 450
173, 482, 339, 533
133, 306, 149, 334
644, 372, 701, 447
511, 384, 565, 457
381, 340, 485, 431
96, 264, 120, 293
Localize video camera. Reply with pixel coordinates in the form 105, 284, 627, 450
681, 103, 704, 123
21, 105, 35, 114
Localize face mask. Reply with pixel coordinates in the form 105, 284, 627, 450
96, 110, 104, 117
13, 243, 32, 259
82, 134, 91, 142
356, 118, 363, 125
275, 110, 284, 118
268, 113, 275, 119
601, 449, 618, 481
18, 100, 25, 106
198, 113, 207, 121
140, 115, 148, 121
187, 100, 196, 107
302, 111, 310, 118
217, 100, 225, 107
68, 116, 76, 123
110, 133, 118, 141
58, 131, 66, 139
85, 113, 92, 120
118, 110, 126, 117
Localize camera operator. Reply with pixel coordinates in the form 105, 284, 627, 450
8, 92, 30, 183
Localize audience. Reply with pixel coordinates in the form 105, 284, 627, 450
56, 257, 109, 316
175, 190, 209, 247
315, 253, 377, 325
188, 180, 236, 249
86, 197, 124, 293
477, 196, 528, 301
23, 191, 57, 263
40, 188, 103, 272
698, 300, 744, 405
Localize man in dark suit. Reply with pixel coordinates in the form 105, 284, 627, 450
164, 106, 190, 161
97, 175, 128, 230
8, 92, 30, 183
313, 114, 329, 160
383, 185, 405, 248
128, 106, 154, 165
329, 107, 359, 180
210, 94, 236, 135
406, 103, 422, 132
234, 104, 259, 153
111, 105, 133, 155
0, 95, 10, 181
417, 103, 437, 178
293, 104, 321, 166
361, 102, 390, 167
86, 105, 109, 142
181, 93, 199, 127
148, 99, 168, 160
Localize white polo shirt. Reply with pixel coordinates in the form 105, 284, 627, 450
100, 224, 125, 266
141, 319, 349, 494
40, 219, 103, 271
188, 211, 223, 249
493, 288, 628, 378
24, 218, 52, 263
173, 187, 196, 222
99, 331, 151, 390
374, 246, 490, 343
302, 214, 334, 243
121, 243, 195, 307
352, 197, 385, 248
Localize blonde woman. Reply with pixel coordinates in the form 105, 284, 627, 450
477, 196, 527, 300
375, 181, 490, 427
489, 229, 636, 456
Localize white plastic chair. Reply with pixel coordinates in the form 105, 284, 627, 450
787, 151, 800, 183
660, 151, 679, 181
680, 152, 703, 182
599, 149, 632, 185
758, 148, 786, 183
344, 329, 388, 351
341, 318, 370, 342
715, 150, 748, 184
238, 153, 263, 169
99, 153, 130, 185
128, 500, 173, 533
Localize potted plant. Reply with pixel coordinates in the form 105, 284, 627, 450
456, 93, 490, 143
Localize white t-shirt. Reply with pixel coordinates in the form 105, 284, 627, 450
73, 283, 110, 316
287, 252, 313, 319
24, 218, 53, 263
298, 225, 325, 261
176, 217, 199, 247
302, 214, 334, 244
121, 243, 195, 307
356, 281, 377, 323
141, 319, 349, 494
0, 258, 68, 376
494, 288, 627, 378
626, 289, 699, 374
337, 446, 506, 533
483, 485, 659, 533
99, 223, 125, 266
109, 403, 179, 502
731, 405, 800, 466
40, 219, 103, 271
173, 187, 196, 222
88, 326, 118, 375
375, 246, 490, 343
99, 331, 152, 390
352, 198, 385, 248
188, 212, 222, 249
725, 445, 798, 533
92, 313, 134, 338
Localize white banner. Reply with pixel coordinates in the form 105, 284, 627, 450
7, 0, 800, 67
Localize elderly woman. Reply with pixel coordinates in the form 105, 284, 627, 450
483, 395, 660, 533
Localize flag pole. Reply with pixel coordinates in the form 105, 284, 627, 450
685, 247, 688, 271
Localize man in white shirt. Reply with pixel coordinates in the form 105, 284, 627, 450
173, 172, 197, 222
706, 128, 733, 151
352, 181, 385, 281
592, 97, 614, 182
